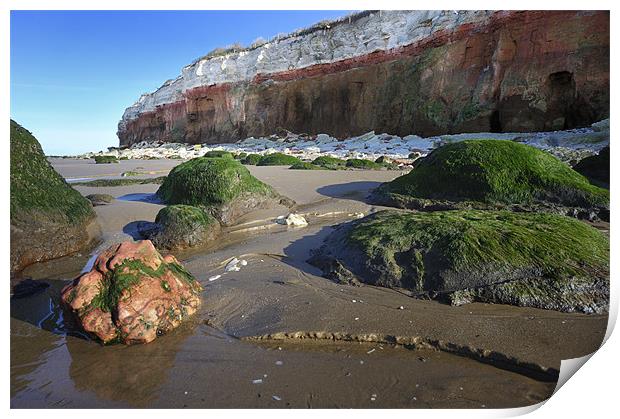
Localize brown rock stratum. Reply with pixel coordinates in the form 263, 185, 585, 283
61, 240, 202, 345
118, 10, 609, 146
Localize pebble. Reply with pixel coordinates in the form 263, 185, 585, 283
398, 305, 405, 310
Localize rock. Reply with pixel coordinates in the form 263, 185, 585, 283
61, 240, 202, 344
156, 156, 292, 226
591, 118, 610, 132
289, 162, 324, 170
309, 210, 609, 313
257, 153, 302, 166
86, 193, 115, 206
276, 213, 308, 227
149, 205, 220, 250
10, 120, 97, 273
372, 140, 609, 213
241, 154, 261, 165
93, 155, 118, 164
573, 146, 609, 187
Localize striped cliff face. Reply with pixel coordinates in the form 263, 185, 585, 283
117, 10, 609, 147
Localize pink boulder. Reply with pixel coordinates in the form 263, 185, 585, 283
61, 240, 202, 344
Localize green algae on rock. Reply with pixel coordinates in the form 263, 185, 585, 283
257, 152, 302, 166
72, 176, 167, 187
373, 140, 609, 213
345, 158, 384, 170
85, 193, 115, 206
241, 153, 261, 165
289, 162, 325, 170
309, 210, 609, 313
204, 150, 234, 159
157, 156, 292, 225
312, 156, 347, 170
10, 119, 96, 273
94, 155, 119, 164
61, 240, 202, 344
150, 205, 220, 250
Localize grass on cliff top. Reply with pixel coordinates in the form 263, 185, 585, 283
347, 210, 609, 291
257, 153, 302, 166
157, 157, 276, 206
385, 140, 609, 207
10, 119, 94, 223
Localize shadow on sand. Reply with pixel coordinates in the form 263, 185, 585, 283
315, 181, 381, 204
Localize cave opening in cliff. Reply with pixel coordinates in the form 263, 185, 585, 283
489, 110, 502, 132
547, 71, 586, 130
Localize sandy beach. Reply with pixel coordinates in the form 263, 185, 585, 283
10, 158, 607, 408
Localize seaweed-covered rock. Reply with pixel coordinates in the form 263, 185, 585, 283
312, 156, 347, 170
289, 162, 324, 170
156, 157, 292, 225
309, 210, 609, 313
149, 205, 220, 250
345, 158, 383, 170
94, 155, 119, 164
203, 150, 234, 159
257, 153, 302, 166
86, 193, 115, 206
373, 140, 609, 213
10, 120, 96, 273
573, 146, 609, 187
241, 153, 261, 165
61, 240, 202, 344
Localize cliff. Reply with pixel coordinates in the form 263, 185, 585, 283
118, 10, 609, 147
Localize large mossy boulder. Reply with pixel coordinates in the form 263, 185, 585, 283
156, 157, 292, 225
10, 120, 96, 273
373, 140, 609, 214
149, 205, 220, 250
61, 240, 201, 344
309, 210, 609, 313
573, 146, 609, 188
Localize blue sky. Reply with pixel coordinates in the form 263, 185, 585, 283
10, 10, 351, 155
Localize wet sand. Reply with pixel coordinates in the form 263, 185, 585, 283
10, 159, 608, 408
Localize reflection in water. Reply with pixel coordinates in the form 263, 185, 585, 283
10, 280, 191, 407
117, 193, 162, 204
65, 324, 190, 406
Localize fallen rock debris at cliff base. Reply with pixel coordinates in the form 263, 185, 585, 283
76, 119, 609, 166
